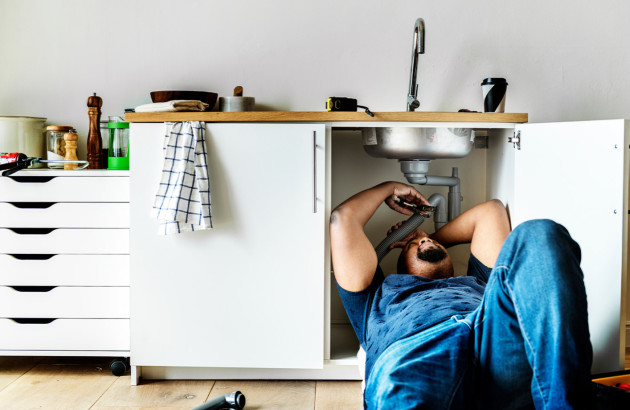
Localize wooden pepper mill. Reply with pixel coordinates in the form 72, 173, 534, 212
87, 93, 103, 169
63, 132, 79, 170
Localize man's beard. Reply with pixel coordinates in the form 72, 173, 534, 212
417, 246, 447, 263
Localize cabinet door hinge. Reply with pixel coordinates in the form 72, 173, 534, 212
508, 131, 521, 150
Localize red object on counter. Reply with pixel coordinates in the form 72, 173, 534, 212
0, 152, 27, 165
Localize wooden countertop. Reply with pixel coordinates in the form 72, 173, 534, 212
125, 111, 528, 123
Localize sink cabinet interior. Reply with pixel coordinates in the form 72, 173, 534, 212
328, 127, 489, 364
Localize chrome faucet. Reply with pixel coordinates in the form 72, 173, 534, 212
407, 18, 425, 112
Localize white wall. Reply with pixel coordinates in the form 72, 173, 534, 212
2, 0, 629, 335
2, 0, 629, 134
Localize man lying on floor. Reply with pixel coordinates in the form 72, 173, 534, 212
330, 181, 593, 409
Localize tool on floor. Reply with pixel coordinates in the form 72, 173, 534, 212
326, 97, 374, 117
0, 152, 88, 176
192, 391, 246, 410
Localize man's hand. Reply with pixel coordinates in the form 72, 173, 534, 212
384, 184, 431, 216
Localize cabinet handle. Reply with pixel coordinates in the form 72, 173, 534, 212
8, 228, 57, 235
313, 131, 317, 213
8, 176, 56, 183
9, 254, 55, 260
9, 202, 55, 209
10, 318, 57, 324
9, 286, 56, 292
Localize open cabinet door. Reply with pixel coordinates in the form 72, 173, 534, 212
512, 119, 629, 374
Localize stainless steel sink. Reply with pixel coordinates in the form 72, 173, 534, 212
362, 127, 474, 160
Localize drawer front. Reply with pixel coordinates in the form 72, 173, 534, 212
0, 286, 129, 318
0, 254, 129, 286
0, 228, 129, 254
0, 203, 130, 228
0, 176, 129, 202
0, 318, 129, 351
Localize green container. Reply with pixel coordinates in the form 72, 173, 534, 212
107, 121, 129, 170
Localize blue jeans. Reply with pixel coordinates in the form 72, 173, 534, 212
364, 219, 594, 409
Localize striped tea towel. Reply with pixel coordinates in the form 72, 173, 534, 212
151, 121, 213, 235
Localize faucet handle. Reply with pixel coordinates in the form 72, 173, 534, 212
407, 95, 420, 111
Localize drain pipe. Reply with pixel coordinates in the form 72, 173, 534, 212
429, 193, 448, 230
399, 161, 462, 221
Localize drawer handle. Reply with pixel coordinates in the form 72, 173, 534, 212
10, 318, 57, 324
9, 202, 55, 209
9, 286, 56, 293
8, 176, 56, 183
8, 228, 57, 235
9, 254, 55, 260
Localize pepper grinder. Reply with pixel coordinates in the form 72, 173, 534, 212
63, 132, 79, 170
87, 93, 103, 169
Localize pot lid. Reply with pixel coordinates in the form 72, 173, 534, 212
46, 125, 74, 131
0, 116, 47, 121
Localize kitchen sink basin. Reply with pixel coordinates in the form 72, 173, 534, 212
362, 127, 474, 160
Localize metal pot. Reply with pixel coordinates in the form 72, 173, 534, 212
0, 116, 47, 159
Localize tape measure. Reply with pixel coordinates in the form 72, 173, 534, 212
326, 97, 374, 117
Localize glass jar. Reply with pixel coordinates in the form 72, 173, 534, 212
100, 119, 110, 166
107, 121, 130, 170
46, 125, 75, 168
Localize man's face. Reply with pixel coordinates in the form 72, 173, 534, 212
397, 231, 454, 279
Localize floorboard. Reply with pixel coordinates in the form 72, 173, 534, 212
208, 380, 316, 410
0, 350, 626, 409
0, 356, 42, 392
0, 359, 116, 410
92, 376, 214, 409
315, 381, 363, 409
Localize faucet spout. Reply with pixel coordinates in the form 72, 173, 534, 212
407, 18, 425, 112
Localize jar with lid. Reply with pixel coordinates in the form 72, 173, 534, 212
46, 125, 75, 168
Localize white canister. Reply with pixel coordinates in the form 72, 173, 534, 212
0, 116, 47, 159
219, 96, 255, 112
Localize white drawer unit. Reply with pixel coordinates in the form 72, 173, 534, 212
0, 319, 130, 351
0, 170, 130, 363
0, 173, 129, 202
0, 228, 129, 254
0, 286, 129, 318
0, 202, 130, 228
0, 254, 130, 286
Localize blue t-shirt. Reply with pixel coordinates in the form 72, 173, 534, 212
337, 253, 492, 380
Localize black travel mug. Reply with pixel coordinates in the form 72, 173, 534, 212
481, 78, 508, 113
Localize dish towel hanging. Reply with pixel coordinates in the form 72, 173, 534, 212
151, 121, 213, 235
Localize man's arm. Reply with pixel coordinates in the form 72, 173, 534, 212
429, 199, 511, 268
330, 181, 429, 292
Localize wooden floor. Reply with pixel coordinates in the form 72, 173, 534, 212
1, 351, 629, 410
0, 356, 363, 409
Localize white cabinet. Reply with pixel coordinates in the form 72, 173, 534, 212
129, 119, 629, 381
0, 170, 130, 356
493, 120, 629, 374
130, 124, 326, 377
